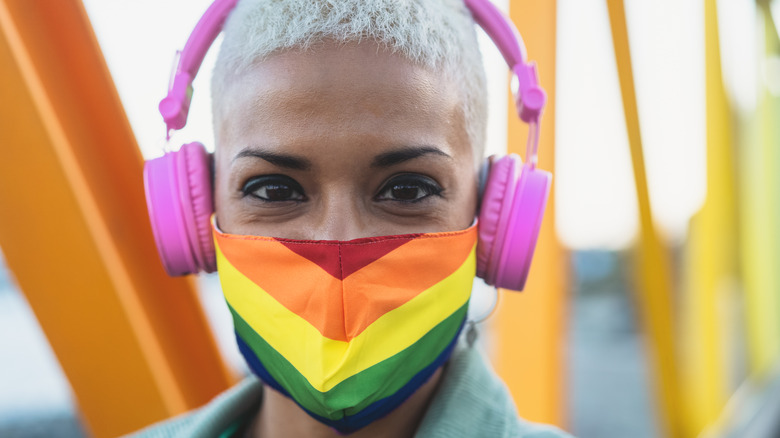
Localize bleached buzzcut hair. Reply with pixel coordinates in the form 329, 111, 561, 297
211, 0, 488, 157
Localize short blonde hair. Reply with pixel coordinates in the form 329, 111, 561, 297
211, 0, 487, 156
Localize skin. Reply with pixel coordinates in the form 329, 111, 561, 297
214, 41, 479, 437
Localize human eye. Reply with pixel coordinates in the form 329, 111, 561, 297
375, 174, 444, 203
241, 175, 306, 202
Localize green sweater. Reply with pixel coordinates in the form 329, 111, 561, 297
127, 344, 574, 437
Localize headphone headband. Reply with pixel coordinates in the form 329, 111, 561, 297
159, 0, 238, 136
159, 0, 546, 136
145, 0, 552, 289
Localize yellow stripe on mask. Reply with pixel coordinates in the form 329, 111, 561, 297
217, 242, 475, 392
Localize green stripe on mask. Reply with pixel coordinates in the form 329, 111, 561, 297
230, 302, 468, 420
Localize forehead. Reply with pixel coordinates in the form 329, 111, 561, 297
214, 41, 472, 164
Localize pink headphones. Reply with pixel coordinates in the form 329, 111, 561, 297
144, 0, 551, 292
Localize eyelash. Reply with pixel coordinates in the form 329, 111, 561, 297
374, 174, 444, 203
241, 175, 306, 203
240, 173, 444, 204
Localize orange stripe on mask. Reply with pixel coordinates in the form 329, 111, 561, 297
214, 226, 477, 341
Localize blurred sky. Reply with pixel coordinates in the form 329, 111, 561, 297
77, 0, 755, 250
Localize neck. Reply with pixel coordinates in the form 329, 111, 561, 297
250, 368, 443, 438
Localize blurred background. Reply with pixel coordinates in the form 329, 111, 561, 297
0, 0, 778, 436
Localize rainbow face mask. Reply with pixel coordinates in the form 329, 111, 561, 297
212, 223, 477, 433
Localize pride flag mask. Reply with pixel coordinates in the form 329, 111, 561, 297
213, 222, 478, 433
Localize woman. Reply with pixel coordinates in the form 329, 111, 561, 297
135, 0, 572, 436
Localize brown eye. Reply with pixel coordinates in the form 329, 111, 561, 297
242, 175, 306, 202
390, 185, 423, 201
376, 174, 443, 203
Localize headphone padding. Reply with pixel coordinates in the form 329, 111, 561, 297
179, 142, 217, 273
476, 155, 519, 284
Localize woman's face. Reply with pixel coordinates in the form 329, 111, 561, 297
214, 41, 478, 239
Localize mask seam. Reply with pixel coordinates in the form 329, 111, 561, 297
213, 225, 478, 245
338, 242, 347, 342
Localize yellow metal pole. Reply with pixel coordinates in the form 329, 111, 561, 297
738, 2, 780, 378
696, 7, 780, 436
762, 2, 780, 360
492, 0, 568, 428
0, 1, 234, 436
605, 1, 681, 437
678, 0, 737, 435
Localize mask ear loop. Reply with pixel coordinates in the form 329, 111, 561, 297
466, 286, 501, 347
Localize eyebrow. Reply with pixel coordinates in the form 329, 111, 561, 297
371, 146, 451, 168
233, 148, 313, 171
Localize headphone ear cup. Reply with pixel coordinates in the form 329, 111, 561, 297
477, 154, 551, 291
144, 142, 216, 276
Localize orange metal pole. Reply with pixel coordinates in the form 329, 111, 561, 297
605, 1, 681, 437
0, 1, 234, 436
491, 0, 568, 428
